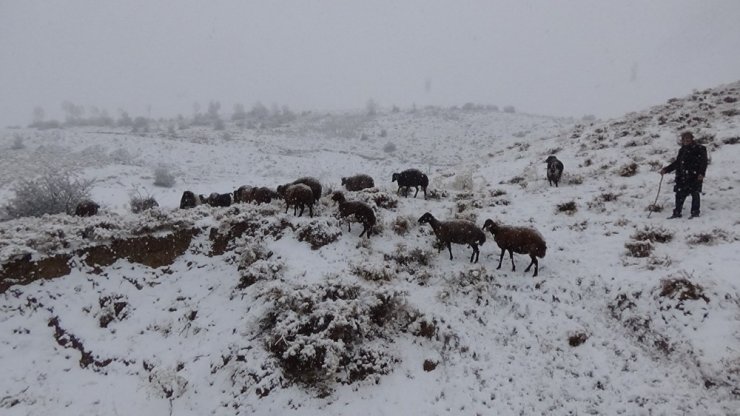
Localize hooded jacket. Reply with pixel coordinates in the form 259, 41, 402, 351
663, 142, 708, 192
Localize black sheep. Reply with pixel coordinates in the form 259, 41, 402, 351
179, 191, 205, 209
206, 192, 233, 207
392, 169, 429, 199
341, 174, 375, 191
74, 200, 100, 217
545, 156, 564, 187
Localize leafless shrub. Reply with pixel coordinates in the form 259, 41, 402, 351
588, 192, 620, 211
153, 165, 176, 188
556, 201, 578, 215
659, 276, 709, 303
351, 262, 396, 282
566, 174, 584, 185
618, 162, 639, 177
237, 244, 283, 289
391, 216, 411, 236
632, 226, 673, 244
261, 278, 410, 392
129, 189, 159, 214
384, 244, 433, 274
296, 219, 342, 250
371, 192, 398, 210
11, 134, 25, 150
625, 240, 653, 257
686, 229, 730, 246
568, 332, 589, 347
4, 170, 94, 218
110, 148, 137, 164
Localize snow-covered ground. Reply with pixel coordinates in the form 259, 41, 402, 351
1, 83, 739, 415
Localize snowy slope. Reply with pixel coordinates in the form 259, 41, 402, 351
1, 83, 739, 415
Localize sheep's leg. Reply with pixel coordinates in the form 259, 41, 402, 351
423, 187, 427, 199
298, 204, 305, 217
308, 204, 313, 217
413, 186, 419, 198
497, 248, 505, 269
470, 244, 479, 263
447, 242, 453, 260
285, 203, 290, 214
524, 255, 535, 273
508, 249, 516, 271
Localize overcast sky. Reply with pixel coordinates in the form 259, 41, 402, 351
1, 0, 739, 126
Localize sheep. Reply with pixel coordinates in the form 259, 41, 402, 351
179, 190, 205, 209
234, 186, 279, 205
233, 185, 254, 204
545, 156, 564, 187
74, 200, 100, 217
283, 184, 314, 217
252, 187, 279, 204
278, 177, 322, 203
341, 174, 375, 191
417, 212, 486, 263
392, 169, 429, 198
482, 219, 547, 277
206, 192, 233, 207
331, 191, 376, 237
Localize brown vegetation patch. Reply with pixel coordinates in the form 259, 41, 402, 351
568, 332, 589, 347
625, 240, 653, 257
618, 162, 639, 177
659, 278, 709, 303
556, 201, 578, 215
632, 226, 673, 244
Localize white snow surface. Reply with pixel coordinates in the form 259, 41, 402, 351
1, 83, 739, 415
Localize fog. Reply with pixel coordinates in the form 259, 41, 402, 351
1, 0, 739, 127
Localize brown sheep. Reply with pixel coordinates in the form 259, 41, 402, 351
331, 191, 376, 237
483, 219, 547, 277
233, 185, 254, 204
283, 184, 314, 217
234, 186, 279, 205
392, 169, 429, 198
74, 200, 100, 217
418, 212, 485, 263
341, 174, 375, 191
278, 177, 322, 203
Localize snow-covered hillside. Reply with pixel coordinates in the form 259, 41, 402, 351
1, 83, 739, 415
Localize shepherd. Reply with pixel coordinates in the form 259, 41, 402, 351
659, 131, 708, 219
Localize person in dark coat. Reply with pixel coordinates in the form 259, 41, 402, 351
660, 131, 708, 219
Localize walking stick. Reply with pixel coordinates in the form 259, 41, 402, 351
648, 174, 664, 218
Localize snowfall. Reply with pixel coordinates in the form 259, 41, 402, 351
1, 82, 739, 416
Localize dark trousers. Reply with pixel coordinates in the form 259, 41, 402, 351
674, 189, 700, 216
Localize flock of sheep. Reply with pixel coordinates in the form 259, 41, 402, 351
172, 156, 564, 277
67, 157, 565, 277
